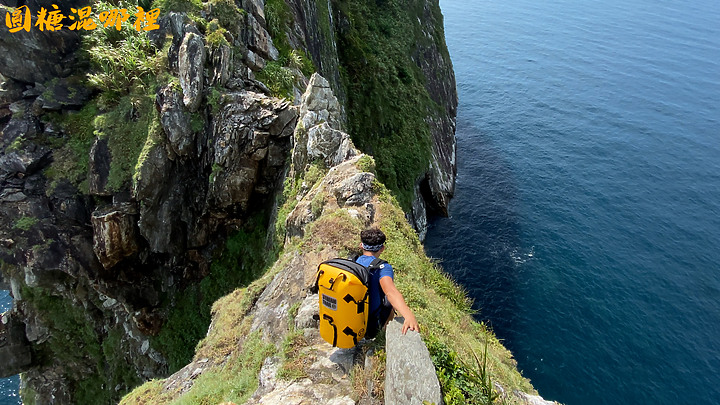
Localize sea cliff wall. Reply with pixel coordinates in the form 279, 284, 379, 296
0, 1, 554, 404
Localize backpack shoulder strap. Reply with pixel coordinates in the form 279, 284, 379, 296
367, 257, 388, 272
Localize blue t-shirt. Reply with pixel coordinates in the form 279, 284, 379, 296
355, 254, 394, 316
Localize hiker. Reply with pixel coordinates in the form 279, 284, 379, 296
356, 228, 419, 336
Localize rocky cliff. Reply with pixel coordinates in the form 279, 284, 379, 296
0, 1, 554, 404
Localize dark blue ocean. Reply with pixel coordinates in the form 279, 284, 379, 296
425, 0, 720, 404
0, 290, 20, 405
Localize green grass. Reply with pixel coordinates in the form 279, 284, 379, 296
82, 5, 161, 105
356, 155, 376, 173
93, 93, 159, 192
44, 101, 99, 194
265, 0, 293, 57
19, 286, 140, 404
257, 0, 316, 95
205, 21, 230, 49
170, 332, 275, 405
369, 182, 535, 402
206, 0, 243, 32
255, 61, 296, 99
13, 217, 39, 231
119, 380, 168, 405
152, 214, 276, 373
152, 0, 203, 14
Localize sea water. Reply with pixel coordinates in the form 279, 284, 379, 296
0, 290, 20, 405
425, 0, 720, 404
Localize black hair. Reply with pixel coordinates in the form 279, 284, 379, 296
360, 228, 386, 246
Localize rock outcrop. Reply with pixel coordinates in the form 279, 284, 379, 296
0, 7, 80, 83
0, 311, 32, 378
385, 317, 443, 405
178, 32, 206, 112
291, 73, 354, 178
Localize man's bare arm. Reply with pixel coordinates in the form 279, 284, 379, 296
379, 276, 419, 334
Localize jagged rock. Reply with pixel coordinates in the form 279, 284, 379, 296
208, 90, 296, 213
292, 74, 355, 178
246, 344, 356, 405
385, 317, 443, 405
165, 12, 189, 72
295, 294, 319, 330
244, 13, 279, 60
22, 311, 49, 344
1, 113, 40, 149
178, 32, 206, 112
91, 203, 139, 269
300, 74, 343, 129
133, 142, 188, 254
0, 79, 24, 106
242, 0, 266, 26
245, 49, 266, 71
88, 138, 111, 196
209, 44, 232, 87
286, 156, 375, 238
36, 76, 91, 111
0, 141, 50, 176
405, 1, 458, 237
306, 123, 356, 167
409, 183, 428, 241
334, 172, 374, 207
157, 84, 195, 157
0, 311, 33, 378
0, 8, 80, 83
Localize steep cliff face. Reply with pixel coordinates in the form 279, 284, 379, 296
0, 0, 457, 403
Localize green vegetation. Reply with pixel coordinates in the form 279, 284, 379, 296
277, 303, 310, 380
13, 217, 39, 231
428, 336, 502, 405
332, 0, 442, 210
21, 286, 141, 404
44, 101, 99, 194
207, 85, 223, 113
132, 117, 163, 188
152, 0, 203, 14
6, 134, 26, 153
83, 2, 163, 106
118, 380, 168, 405
94, 93, 160, 192
257, 0, 316, 98
170, 332, 275, 405
276, 330, 309, 380
356, 154, 376, 173
207, 0, 243, 31
124, 157, 536, 404
255, 61, 296, 99
274, 160, 328, 250
205, 20, 230, 49
264, 0, 293, 56
152, 214, 276, 372
41, 1, 171, 196
370, 182, 533, 403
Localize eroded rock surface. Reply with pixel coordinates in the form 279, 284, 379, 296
178, 31, 206, 112
292, 74, 354, 178
385, 317, 442, 405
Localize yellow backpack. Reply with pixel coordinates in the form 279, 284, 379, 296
314, 258, 385, 348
